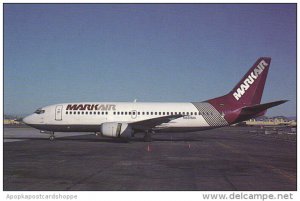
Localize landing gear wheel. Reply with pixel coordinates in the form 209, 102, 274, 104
49, 134, 55, 141
144, 132, 152, 142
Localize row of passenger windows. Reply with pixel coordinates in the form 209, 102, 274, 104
66, 111, 108, 115
65, 111, 214, 116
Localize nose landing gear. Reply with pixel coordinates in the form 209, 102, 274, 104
40, 130, 55, 141
49, 135, 55, 141
49, 132, 55, 141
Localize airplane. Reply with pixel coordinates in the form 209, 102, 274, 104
22, 57, 287, 141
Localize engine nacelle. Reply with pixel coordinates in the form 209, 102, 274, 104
100, 122, 132, 138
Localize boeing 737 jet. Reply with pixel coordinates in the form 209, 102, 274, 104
23, 57, 287, 141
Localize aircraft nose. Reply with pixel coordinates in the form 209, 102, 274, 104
22, 115, 32, 125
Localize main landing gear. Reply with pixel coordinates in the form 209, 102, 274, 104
143, 130, 153, 142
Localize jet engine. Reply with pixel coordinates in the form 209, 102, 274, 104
100, 122, 132, 138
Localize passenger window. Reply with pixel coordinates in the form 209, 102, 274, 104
163, 112, 165, 115
155, 112, 157, 115
159, 112, 161, 115
125, 112, 127, 115
147, 112, 149, 115
187, 112, 189, 115
70, 112, 72, 114
167, 112, 169, 115
106, 112, 108, 115
97, 112, 100, 115
151, 112, 153, 115
113, 112, 116, 115
102, 112, 104, 115
66, 112, 68, 115
138, 112, 140, 115
142, 112, 145, 115
117, 112, 120, 115
121, 112, 124, 115
94, 112, 96, 115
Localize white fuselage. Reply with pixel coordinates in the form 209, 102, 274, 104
23, 102, 228, 133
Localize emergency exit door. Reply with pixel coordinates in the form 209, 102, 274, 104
55, 105, 63, 121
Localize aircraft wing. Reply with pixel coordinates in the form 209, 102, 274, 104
129, 114, 184, 130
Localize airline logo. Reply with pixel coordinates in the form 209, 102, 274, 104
233, 60, 269, 101
66, 104, 116, 111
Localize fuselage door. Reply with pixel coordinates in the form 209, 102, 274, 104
55, 105, 63, 121
131, 110, 137, 119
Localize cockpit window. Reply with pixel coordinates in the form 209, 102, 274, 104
34, 108, 45, 114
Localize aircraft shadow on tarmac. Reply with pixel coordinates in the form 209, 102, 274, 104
4, 135, 206, 143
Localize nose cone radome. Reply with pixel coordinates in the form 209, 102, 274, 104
22, 115, 33, 125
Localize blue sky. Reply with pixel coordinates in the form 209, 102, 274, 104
4, 4, 296, 116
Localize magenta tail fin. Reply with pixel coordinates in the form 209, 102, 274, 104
207, 57, 287, 124
230, 57, 271, 106
208, 57, 271, 111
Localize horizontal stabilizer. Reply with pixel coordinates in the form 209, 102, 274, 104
241, 100, 288, 115
232, 100, 288, 123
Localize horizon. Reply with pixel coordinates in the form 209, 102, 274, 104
4, 4, 296, 117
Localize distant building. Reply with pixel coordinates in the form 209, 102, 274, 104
245, 116, 296, 126
3, 119, 21, 125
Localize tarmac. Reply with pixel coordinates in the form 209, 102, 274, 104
3, 126, 297, 191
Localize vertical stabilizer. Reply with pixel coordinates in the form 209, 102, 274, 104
230, 57, 271, 106
207, 57, 271, 124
